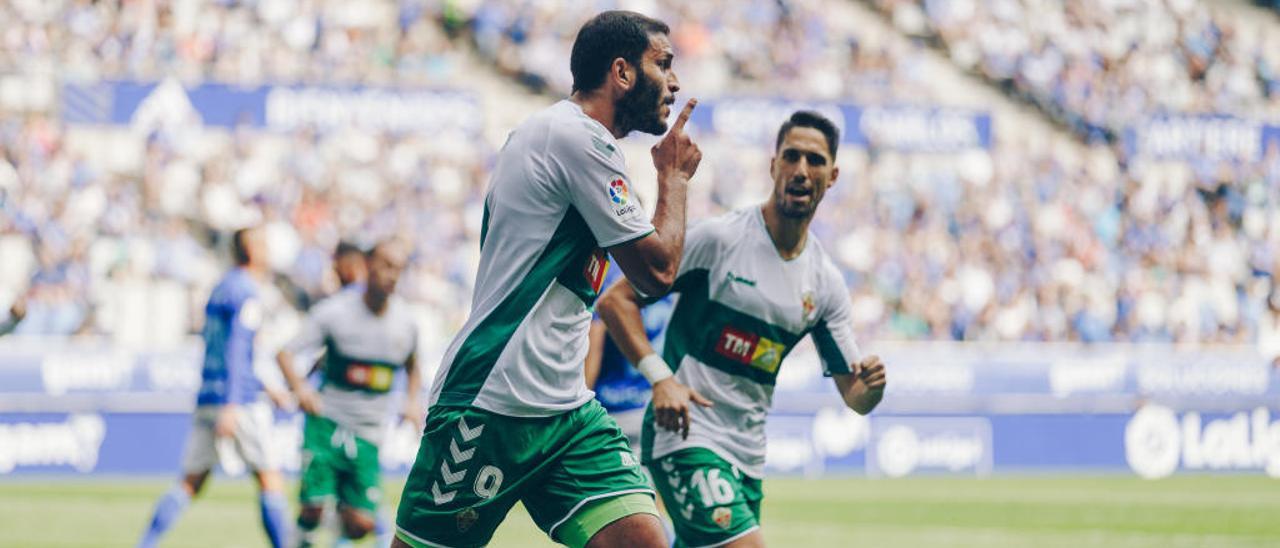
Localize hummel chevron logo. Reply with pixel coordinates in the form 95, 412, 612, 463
661, 459, 675, 472
458, 418, 484, 442
673, 489, 687, 505
680, 504, 694, 520
432, 482, 456, 505
450, 438, 475, 463
667, 475, 680, 489
441, 461, 466, 485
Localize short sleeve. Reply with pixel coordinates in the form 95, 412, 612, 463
546, 124, 654, 248
287, 300, 330, 359
812, 263, 861, 376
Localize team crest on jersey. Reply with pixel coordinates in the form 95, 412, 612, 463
584, 249, 609, 294
608, 178, 638, 217
802, 291, 817, 322
712, 507, 733, 529
715, 326, 784, 374
456, 507, 479, 532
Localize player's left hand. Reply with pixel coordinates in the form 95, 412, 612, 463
214, 405, 238, 438
9, 295, 26, 321
265, 387, 292, 411
401, 401, 424, 431
856, 355, 887, 393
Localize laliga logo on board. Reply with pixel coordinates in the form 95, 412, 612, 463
1125, 404, 1280, 479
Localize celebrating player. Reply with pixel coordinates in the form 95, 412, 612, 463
139, 226, 291, 548
277, 239, 421, 547
596, 111, 888, 547
394, 10, 701, 548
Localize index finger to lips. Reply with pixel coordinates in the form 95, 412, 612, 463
671, 98, 697, 132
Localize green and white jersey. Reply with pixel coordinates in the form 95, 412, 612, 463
288, 290, 418, 444
644, 207, 861, 478
429, 100, 654, 417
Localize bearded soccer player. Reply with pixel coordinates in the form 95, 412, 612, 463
596, 111, 888, 547
394, 10, 701, 548
139, 226, 291, 548
277, 239, 420, 547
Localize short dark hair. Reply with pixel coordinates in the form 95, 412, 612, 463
231, 227, 254, 265
334, 241, 362, 259
776, 111, 840, 159
570, 11, 670, 94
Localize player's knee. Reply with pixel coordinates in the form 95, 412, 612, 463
340, 511, 375, 539
254, 470, 284, 493
585, 513, 665, 548
183, 472, 209, 496
297, 505, 324, 529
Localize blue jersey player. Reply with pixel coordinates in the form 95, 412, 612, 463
139, 226, 291, 548
584, 260, 675, 451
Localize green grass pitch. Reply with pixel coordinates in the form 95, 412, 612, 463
2, 476, 1278, 547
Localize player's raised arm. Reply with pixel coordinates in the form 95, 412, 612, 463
597, 276, 711, 439
609, 98, 701, 297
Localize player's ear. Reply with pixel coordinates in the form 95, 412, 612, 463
828, 165, 839, 190
612, 57, 636, 92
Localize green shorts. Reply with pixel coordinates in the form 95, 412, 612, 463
649, 448, 763, 548
395, 400, 657, 547
298, 415, 382, 514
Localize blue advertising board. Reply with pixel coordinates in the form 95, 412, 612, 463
685, 99, 992, 151
1124, 115, 1280, 162
61, 80, 483, 136
0, 340, 1275, 478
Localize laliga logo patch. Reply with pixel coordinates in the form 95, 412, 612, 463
608, 178, 638, 217
712, 507, 733, 529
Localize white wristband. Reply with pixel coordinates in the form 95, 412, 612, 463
636, 354, 673, 385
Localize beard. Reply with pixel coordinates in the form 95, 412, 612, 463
615, 69, 668, 136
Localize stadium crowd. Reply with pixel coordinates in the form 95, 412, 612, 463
874, 0, 1280, 144
1, 0, 1278, 349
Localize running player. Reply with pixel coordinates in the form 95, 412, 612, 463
394, 10, 702, 548
596, 111, 889, 547
277, 239, 420, 547
139, 226, 291, 548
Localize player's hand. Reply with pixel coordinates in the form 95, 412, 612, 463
9, 296, 26, 321
214, 405, 238, 438
651, 98, 702, 184
401, 401, 424, 431
265, 387, 292, 411
856, 354, 887, 393
651, 377, 713, 440
296, 387, 323, 416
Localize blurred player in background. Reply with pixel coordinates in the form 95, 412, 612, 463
139, 226, 292, 548
277, 239, 421, 547
597, 111, 888, 547
332, 241, 368, 292
394, 10, 701, 548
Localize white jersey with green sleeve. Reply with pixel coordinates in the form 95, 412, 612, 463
641, 207, 861, 478
428, 100, 654, 417
287, 290, 418, 444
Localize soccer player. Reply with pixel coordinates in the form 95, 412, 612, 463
596, 111, 889, 548
277, 239, 421, 547
584, 263, 675, 452
139, 226, 292, 548
394, 10, 702, 548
